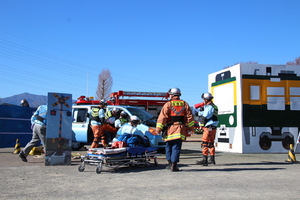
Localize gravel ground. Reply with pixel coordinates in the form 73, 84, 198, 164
1, 138, 299, 200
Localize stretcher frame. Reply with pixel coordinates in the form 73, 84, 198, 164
78, 147, 158, 174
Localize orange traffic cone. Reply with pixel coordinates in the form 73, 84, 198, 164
13, 139, 21, 154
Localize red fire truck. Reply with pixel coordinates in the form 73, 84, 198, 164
75, 90, 170, 117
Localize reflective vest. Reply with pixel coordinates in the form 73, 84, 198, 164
211, 102, 219, 121
90, 107, 101, 122
200, 102, 219, 126
170, 100, 185, 123
164, 100, 188, 141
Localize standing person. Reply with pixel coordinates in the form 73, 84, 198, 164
156, 88, 194, 172
19, 104, 47, 162
196, 93, 219, 166
88, 100, 106, 148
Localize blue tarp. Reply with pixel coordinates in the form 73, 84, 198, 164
0, 105, 36, 148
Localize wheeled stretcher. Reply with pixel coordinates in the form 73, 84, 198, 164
78, 147, 158, 174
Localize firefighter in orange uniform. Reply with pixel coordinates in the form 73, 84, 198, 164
196, 93, 219, 166
156, 88, 194, 171
88, 100, 107, 148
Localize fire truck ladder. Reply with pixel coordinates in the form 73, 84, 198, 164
112, 91, 169, 99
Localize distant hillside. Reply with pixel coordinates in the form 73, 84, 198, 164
0, 93, 47, 108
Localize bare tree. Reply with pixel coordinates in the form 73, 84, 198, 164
286, 57, 300, 65
96, 69, 113, 100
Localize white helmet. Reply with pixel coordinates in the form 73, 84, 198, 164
99, 99, 107, 106
120, 111, 128, 118
112, 107, 119, 113
201, 93, 213, 100
130, 115, 141, 126
130, 115, 140, 121
168, 88, 181, 96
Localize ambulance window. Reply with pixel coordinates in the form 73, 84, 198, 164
73, 108, 88, 122
250, 85, 260, 100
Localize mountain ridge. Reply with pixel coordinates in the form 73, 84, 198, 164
1, 93, 48, 108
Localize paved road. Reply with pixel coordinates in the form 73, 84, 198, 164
0, 140, 299, 200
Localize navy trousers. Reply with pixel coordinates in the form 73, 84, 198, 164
165, 139, 182, 163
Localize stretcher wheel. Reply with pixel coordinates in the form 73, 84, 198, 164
78, 163, 85, 172
154, 158, 158, 166
96, 163, 102, 174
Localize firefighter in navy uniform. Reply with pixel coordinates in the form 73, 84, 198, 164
196, 93, 219, 166
156, 88, 194, 172
88, 100, 106, 148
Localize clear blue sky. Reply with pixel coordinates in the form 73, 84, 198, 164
1, 0, 299, 106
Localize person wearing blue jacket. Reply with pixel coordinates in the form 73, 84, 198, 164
19, 104, 47, 162
196, 93, 219, 166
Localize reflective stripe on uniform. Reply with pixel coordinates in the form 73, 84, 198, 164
171, 101, 184, 107
164, 132, 186, 141
156, 123, 164, 129
188, 121, 194, 127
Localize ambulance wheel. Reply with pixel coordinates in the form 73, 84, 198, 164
72, 142, 84, 151
96, 163, 102, 174
78, 163, 85, 172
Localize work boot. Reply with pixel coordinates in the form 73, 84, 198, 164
171, 162, 180, 172
19, 152, 28, 162
166, 160, 172, 170
195, 155, 208, 166
208, 155, 216, 165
